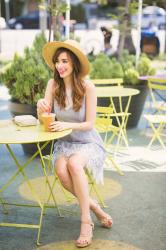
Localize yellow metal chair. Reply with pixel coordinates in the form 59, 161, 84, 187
93, 79, 130, 152
144, 114, 166, 150
148, 77, 166, 114
92, 78, 123, 86
95, 106, 124, 176
144, 77, 166, 149
85, 168, 107, 207
96, 106, 130, 156
42, 152, 107, 208
42, 148, 74, 205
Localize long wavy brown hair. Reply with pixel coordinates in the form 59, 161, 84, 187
52, 48, 85, 112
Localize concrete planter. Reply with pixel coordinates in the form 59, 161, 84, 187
8, 100, 37, 117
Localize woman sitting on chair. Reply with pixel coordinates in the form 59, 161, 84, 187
37, 39, 113, 248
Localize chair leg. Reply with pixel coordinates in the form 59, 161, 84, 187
43, 156, 108, 208
36, 206, 45, 246
148, 122, 166, 150
106, 153, 124, 176
43, 158, 74, 204
57, 177, 74, 202
46, 175, 74, 203
85, 169, 107, 208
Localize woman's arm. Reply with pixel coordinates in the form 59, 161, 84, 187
50, 82, 97, 132
37, 79, 55, 120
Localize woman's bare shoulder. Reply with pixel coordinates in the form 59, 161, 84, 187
47, 78, 57, 91
84, 79, 95, 92
48, 78, 55, 86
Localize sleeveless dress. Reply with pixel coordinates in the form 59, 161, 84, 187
52, 91, 106, 184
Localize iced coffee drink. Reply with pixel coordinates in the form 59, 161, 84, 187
41, 113, 56, 132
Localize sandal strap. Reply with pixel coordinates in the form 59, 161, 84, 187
76, 221, 94, 247
78, 221, 94, 237
80, 221, 94, 234
91, 200, 113, 228
81, 221, 94, 226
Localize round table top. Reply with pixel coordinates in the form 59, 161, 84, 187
96, 86, 140, 98
0, 119, 72, 144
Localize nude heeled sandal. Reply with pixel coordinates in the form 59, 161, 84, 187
92, 201, 113, 228
75, 221, 94, 248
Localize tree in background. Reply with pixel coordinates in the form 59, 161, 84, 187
1, 0, 67, 41
38, 0, 67, 41
114, 0, 137, 58
92, 0, 137, 58
96, 0, 166, 55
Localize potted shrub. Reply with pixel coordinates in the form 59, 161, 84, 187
0, 32, 52, 154
0, 32, 51, 116
90, 51, 156, 128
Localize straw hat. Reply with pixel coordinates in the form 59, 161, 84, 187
42, 39, 90, 77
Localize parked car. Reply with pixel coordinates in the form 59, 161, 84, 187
7, 11, 50, 29
132, 6, 166, 30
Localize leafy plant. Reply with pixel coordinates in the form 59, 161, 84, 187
124, 68, 139, 85
118, 50, 135, 71
90, 53, 124, 79
90, 51, 156, 85
0, 33, 51, 105
137, 56, 156, 76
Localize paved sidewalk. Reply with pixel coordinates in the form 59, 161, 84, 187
0, 85, 166, 250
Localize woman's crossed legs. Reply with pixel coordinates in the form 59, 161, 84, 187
55, 153, 113, 247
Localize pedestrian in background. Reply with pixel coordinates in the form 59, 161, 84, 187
101, 26, 113, 55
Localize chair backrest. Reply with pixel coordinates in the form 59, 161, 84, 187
95, 106, 115, 132
92, 78, 123, 86
95, 117, 113, 133
93, 79, 123, 109
95, 105, 120, 147
148, 77, 166, 112
148, 77, 166, 90
96, 106, 114, 116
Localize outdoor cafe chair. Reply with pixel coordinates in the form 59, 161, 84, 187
42, 149, 107, 208
147, 77, 166, 114
92, 78, 123, 86
42, 141, 74, 206
96, 103, 130, 154
144, 114, 166, 150
96, 106, 130, 149
92, 78, 134, 154
144, 77, 166, 150
95, 106, 125, 176
92, 78, 127, 149
40, 79, 125, 209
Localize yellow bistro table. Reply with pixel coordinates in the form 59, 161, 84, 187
96, 86, 140, 153
0, 119, 72, 245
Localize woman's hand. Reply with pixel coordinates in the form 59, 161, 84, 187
37, 99, 51, 114
49, 121, 71, 132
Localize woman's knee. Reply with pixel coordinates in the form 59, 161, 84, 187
67, 156, 84, 176
56, 168, 71, 188
55, 158, 67, 180
56, 166, 64, 179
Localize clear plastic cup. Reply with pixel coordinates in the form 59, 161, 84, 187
41, 113, 56, 132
